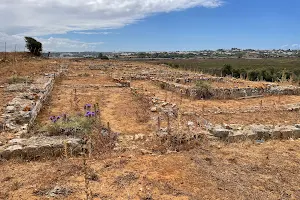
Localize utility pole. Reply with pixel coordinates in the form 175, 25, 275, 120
4, 42, 6, 60
14, 44, 17, 67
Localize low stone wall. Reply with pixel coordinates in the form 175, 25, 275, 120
172, 76, 224, 84
209, 124, 300, 141
0, 136, 81, 160
154, 79, 300, 100
1, 66, 67, 137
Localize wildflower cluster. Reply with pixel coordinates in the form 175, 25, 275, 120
84, 103, 100, 118
49, 115, 61, 123
50, 103, 100, 123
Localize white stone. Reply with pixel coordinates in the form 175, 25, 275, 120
162, 102, 168, 107
8, 138, 26, 145
6, 106, 15, 113
187, 121, 194, 127
6, 145, 23, 151
150, 107, 157, 112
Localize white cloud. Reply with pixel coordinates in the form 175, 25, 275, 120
0, 0, 223, 36
73, 31, 116, 35
0, 0, 223, 51
281, 44, 300, 50
291, 44, 299, 49
281, 44, 289, 49
39, 37, 104, 52
0, 32, 103, 52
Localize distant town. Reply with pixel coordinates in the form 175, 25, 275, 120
45, 48, 300, 59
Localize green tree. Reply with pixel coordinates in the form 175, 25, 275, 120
97, 53, 103, 58
97, 53, 109, 60
24, 37, 42, 56
221, 64, 233, 76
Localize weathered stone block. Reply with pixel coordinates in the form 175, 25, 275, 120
212, 126, 231, 138
228, 131, 246, 141
272, 126, 300, 139
249, 125, 271, 139
6, 106, 15, 113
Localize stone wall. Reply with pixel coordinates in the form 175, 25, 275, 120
1, 66, 67, 137
154, 79, 300, 100
209, 124, 300, 142
0, 65, 86, 160
0, 136, 81, 160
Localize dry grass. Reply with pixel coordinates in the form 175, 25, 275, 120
1, 54, 300, 199
0, 140, 299, 199
36, 63, 155, 135
132, 80, 300, 125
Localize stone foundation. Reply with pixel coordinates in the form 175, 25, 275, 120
0, 136, 82, 160
0, 67, 67, 137
210, 124, 300, 141
154, 79, 300, 100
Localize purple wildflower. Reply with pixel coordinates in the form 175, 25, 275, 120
84, 104, 92, 110
49, 116, 57, 121
85, 111, 91, 117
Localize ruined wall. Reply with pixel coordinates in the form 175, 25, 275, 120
1, 66, 67, 137
154, 79, 300, 100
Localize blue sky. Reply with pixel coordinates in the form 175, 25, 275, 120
0, 0, 299, 51
68, 0, 300, 51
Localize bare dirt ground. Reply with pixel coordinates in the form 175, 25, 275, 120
36, 63, 155, 135
1, 140, 299, 200
1, 54, 300, 200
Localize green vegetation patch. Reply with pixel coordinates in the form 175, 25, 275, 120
151, 58, 300, 83
7, 75, 33, 84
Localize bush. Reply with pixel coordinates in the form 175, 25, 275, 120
260, 69, 273, 82
221, 64, 233, 76
194, 80, 213, 99
7, 75, 32, 84
44, 116, 96, 136
97, 53, 109, 60
101, 56, 109, 60
232, 69, 241, 78
239, 68, 247, 79
248, 70, 260, 81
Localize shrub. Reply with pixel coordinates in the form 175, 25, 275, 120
260, 69, 273, 82
45, 116, 96, 136
248, 70, 260, 81
232, 69, 241, 78
193, 80, 213, 99
221, 64, 233, 76
7, 75, 32, 84
239, 68, 247, 79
